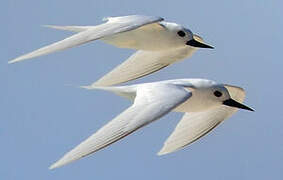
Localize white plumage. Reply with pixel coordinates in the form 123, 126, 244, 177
50, 79, 252, 169
9, 15, 212, 86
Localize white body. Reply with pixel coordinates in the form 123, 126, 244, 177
50, 79, 247, 169
101, 21, 190, 50
9, 15, 210, 86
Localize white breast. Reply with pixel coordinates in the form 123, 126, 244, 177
174, 89, 219, 112
101, 23, 186, 51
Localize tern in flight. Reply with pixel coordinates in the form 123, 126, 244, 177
9, 15, 213, 86
49, 78, 253, 169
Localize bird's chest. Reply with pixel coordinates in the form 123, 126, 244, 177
101, 26, 184, 51
174, 91, 216, 113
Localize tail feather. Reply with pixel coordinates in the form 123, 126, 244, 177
43, 25, 94, 33
81, 84, 137, 101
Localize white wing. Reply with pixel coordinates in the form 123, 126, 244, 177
9, 15, 163, 63
158, 85, 245, 155
49, 83, 191, 169
93, 47, 196, 86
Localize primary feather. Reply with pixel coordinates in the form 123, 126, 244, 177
49, 83, 191, 169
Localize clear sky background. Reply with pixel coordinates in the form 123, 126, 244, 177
2, 0, 283, 179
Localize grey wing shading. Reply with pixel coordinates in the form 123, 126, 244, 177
9, 15, 163, 63
43, 25, 95, 33
93, 47, 195, 86
49, 83, 191, 169
158, 85, 246, 155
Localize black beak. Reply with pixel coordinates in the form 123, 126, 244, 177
186, 39, 214, 49
223, 99, 254, 111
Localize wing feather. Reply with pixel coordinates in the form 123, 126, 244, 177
158, 85, 246, 155
49, 83, 191, 169
93, 47, 196, 86
9, 15, 163, 63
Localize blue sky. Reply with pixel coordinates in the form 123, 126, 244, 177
2, 0, 283, 179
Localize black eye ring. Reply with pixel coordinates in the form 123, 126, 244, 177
214, 90, 222, 97
177, 30, 186, 37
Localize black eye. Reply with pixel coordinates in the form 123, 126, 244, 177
177, 30, 186, 37
214, 90, 222, 97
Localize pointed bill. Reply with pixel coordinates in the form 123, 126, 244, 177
186, 38, 214, 49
